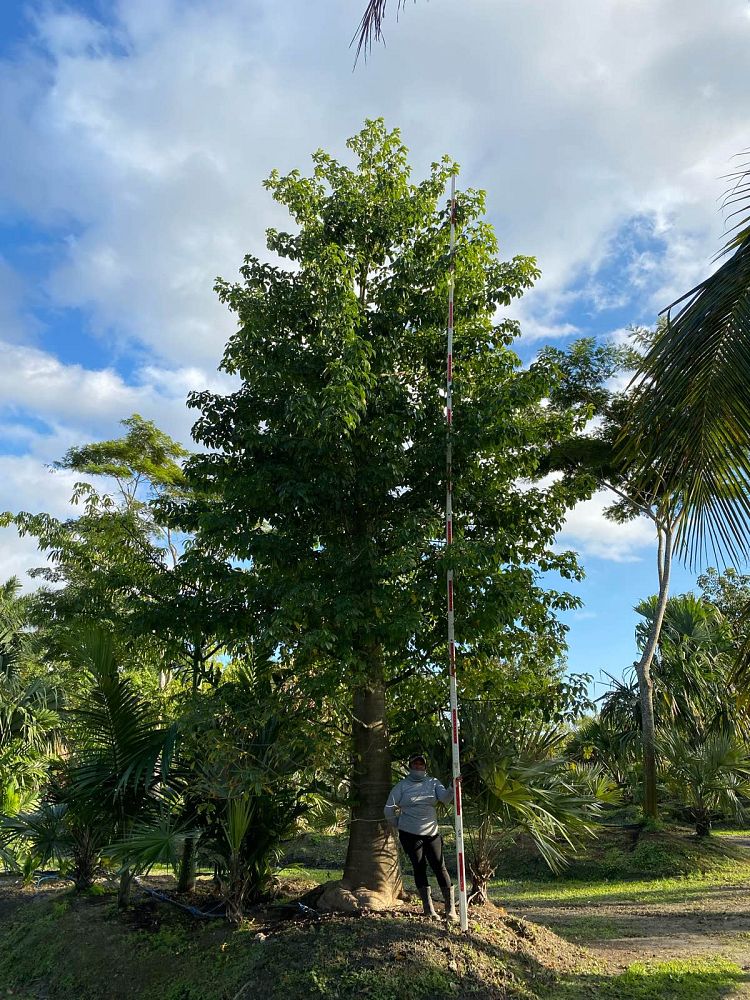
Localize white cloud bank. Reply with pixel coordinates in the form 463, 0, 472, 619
0, 0, 748, 578
0, 0, 748, 365
0, 339, 235, 586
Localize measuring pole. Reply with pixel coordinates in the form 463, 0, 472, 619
445, 174, 468, 931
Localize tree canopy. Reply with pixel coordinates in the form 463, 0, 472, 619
175, 119, 591, 903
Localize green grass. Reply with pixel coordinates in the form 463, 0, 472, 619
490, 856, 750, 908
535, 914, 625, 943
275, 865, 342, 884
3, 828, 749, 1000
546, 957, 747, 999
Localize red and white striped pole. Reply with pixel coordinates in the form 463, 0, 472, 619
446, 173, 468, 931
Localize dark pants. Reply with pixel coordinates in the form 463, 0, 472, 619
398, 829, 451, 891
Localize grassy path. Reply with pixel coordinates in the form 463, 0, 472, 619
495, 835, 750, 996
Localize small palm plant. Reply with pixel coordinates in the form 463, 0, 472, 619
660, 730, 750, 837
64, 629, 178, 906
459, 705, 620, 904
106, 661, 319, 923
0, 798, 105, 889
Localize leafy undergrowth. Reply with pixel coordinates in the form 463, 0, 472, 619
0, 882, 588, 1000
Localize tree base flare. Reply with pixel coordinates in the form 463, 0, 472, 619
316, 879, 404, 914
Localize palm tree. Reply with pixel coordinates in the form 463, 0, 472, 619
541, 339, 684, 821
636, 593, 740, 740
106, 661, 319, 923
65, 629, 178, 906
458, 705, 619, 904
660, 730, 750, 837
628, 153, 750, 567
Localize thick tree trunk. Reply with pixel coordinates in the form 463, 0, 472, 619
343, 675, 402, 895
319, 652, 402, 912
634, 526, 673, 821
177, 836, 197, 893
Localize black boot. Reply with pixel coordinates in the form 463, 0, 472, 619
442, 885, 458, 922
418, 886, 438, 918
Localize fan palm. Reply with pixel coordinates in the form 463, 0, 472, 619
569, 714, 641, 797
635, 593, 738, 739
660, 730, 750, 836
627, 153, 750, 566
0, 800, 105, 889
460, 705, 619, 904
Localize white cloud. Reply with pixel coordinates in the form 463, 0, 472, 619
0, 339, 236, 588
0, 0, 747, 366
558, 489, 657, 563
0, 456, 81, 588
0, 339, 232, 449
0, 0, 748, 589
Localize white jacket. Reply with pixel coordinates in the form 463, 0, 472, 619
384, 773, 453, 836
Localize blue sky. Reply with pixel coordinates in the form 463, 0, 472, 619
0, 0, 748, 694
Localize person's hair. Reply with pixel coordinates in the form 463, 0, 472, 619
408, 753, 426, 766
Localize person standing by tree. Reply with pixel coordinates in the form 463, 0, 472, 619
384, 753, 456, 920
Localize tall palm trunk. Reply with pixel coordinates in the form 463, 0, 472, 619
342, 648, 402, 901
634, 525, 673, 819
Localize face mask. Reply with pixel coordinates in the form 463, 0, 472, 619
408, 768, 427, 780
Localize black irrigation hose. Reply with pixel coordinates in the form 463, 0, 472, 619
137, 883, 226, 919
33, 871, 74, 889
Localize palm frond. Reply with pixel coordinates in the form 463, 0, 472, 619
0, 803, 71, 868
354, 0, 409, 61
625, 156, 750, 566
719, 151, 750, 256
67, 629, 178, 816
106, 819, 194, 873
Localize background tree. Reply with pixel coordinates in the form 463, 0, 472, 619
63, 630, 179, 908
0, 578, 61, 816
586, 589, 750, 827
176, 120, 589, 910
2, 415, 232, 696
541, 333, 683, 820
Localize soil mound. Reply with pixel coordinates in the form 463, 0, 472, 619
0, 877, 586, 999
